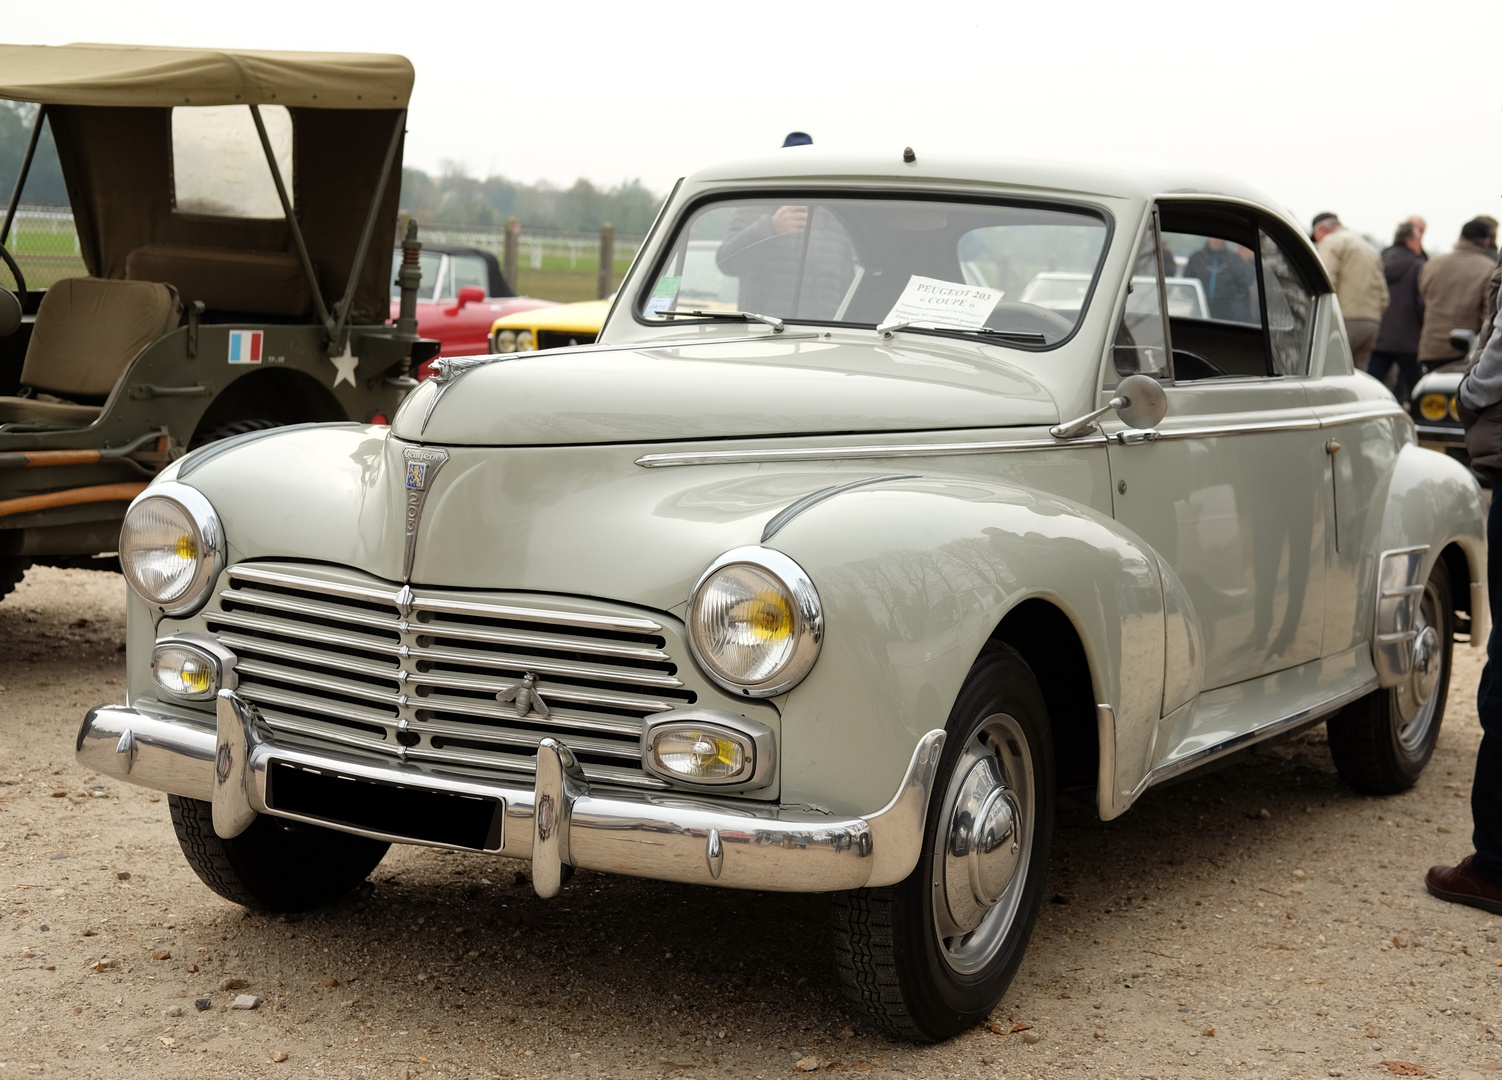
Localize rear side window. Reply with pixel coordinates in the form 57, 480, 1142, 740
1260, 230, 1315, 376
172, 105, 292, 219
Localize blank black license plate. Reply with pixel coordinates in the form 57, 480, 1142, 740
266, 760, 504, 851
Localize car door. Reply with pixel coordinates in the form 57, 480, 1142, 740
1103, 203, 1328, 705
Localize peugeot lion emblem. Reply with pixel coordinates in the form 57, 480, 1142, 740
497, 672, 550, 719
400, 446, 449, 582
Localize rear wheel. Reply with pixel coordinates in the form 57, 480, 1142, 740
831, 644, 1054, 1041
1328, 558, 1453, 794
168, 795, 389, 913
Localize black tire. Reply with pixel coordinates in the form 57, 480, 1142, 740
168, 795, 389, 913
187, 418, 284, 451
1328, 558, 1453, 795
0, 556, 29, 603
831, 643, 1055, 1041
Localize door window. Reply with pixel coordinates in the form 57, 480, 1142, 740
451, 254, 490, 297
1111, 216, 1172, 379
1260, 230, 1315, 376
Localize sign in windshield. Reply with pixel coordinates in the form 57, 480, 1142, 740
639, 196, 1109, 347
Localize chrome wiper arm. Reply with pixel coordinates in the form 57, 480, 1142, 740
656, 309, 786, 332
876, 321, 1048, 344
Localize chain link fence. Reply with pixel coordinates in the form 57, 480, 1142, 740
3, 205, 644, 305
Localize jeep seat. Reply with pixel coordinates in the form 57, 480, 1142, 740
0, 277, 181, 427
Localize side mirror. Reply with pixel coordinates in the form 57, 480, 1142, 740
1450, 328, 1477, 356
446, 285, 485, 315
0, 290, 20, 338
1113, 373, 1169, 429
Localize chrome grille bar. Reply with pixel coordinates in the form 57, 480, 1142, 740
209, 562, 695, 788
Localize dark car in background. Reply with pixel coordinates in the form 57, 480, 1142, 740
388, 243, 554, 375
1409, 329, 1484, 483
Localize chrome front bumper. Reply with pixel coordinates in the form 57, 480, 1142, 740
78, 691, 945, 898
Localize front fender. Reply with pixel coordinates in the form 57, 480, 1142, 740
768, 476, 1165, 816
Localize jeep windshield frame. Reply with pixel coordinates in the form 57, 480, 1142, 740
634, 189, 1114, 352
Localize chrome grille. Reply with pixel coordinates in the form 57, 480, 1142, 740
204, 563, 695, 789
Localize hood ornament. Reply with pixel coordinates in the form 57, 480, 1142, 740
497, 672, 551, 719
401, 446, 450, 582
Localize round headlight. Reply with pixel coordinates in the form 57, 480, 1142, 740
1419, 393, 1449, 421
687, 547, 822, 697
119, 483, 224, 616
515, 330, 535, 352
493, 329, 516, 353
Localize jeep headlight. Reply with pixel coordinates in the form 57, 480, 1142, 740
687, 547, 822, 697
119, 483, 224, 616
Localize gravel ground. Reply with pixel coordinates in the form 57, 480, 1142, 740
3, 566, 1501, 1079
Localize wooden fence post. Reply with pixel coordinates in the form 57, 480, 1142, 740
598, 223, 615, 299
503, 216, 520, 291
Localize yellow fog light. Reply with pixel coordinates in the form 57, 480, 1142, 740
1419, 394, 1449, 421
516, 330, 536, 352
150, 637, 235, 702
641, 711, 774, 788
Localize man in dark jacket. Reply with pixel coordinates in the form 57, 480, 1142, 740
1436, 296, 1502, 915
1368, 221, 1427, 402
1185, 237, 1256, 322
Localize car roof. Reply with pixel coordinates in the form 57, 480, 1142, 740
685, 149, 1287, 213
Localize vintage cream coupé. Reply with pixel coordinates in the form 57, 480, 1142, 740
80, 150, 1486, 1040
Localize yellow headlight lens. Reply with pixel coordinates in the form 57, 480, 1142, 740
1419, 394, 1449, 421
734, 591, 793, 643
121, 497, 202, 606
1449, 396, 1460, 421
690, 564, 801, 685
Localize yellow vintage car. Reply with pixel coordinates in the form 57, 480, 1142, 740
487, 297, 611, 353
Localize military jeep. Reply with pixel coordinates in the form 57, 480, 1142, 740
0, 43, 436, 594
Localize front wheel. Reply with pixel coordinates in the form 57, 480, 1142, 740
831, 644, 1055, 1041
1328, 557, 1453, 794
169, 796, 389, 913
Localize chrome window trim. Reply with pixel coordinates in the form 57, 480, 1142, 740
637, 435, 1105, 468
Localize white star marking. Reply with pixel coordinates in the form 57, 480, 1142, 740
329, 344, 359, 388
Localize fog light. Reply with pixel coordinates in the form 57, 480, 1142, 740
150, 635, 237, 702
641, 710, 775, 788
1419, 394, 1448, 421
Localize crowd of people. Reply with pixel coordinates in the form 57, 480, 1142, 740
1313, 210, 1501, 403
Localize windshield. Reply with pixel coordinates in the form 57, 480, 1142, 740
638, 195, 1109, 347
391, 250, 445, 301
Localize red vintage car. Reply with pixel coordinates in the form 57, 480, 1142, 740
389, 244, 554, 377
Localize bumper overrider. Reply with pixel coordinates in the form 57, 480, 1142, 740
78, 691, 945, 898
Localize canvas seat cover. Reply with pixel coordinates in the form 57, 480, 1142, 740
0, 277, 180, 427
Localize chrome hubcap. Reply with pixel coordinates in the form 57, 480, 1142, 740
932, 713, 1034, 974
1394, 577, 1445, 752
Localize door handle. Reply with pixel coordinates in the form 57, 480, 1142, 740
1109, 429, 1160, 445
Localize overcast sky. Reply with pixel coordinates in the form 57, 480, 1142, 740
9, 0, 1501, 247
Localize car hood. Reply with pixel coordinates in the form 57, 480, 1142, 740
391, 334, 1059, 446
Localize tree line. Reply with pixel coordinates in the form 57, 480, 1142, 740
399, 164, 663, 236
1, 102, 665, 236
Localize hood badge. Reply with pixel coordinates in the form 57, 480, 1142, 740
497, 672, 551, 719
401, 446, 450, 582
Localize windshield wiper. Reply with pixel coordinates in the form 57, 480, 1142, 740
876, 321, 1048, 345
655, 309, 786, 332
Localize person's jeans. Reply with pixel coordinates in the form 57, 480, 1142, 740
1367, 349, 1423, 406
1473, 491, 1502, 883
